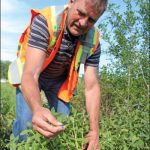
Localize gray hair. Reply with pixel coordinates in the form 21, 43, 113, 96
74, 0, 108, 16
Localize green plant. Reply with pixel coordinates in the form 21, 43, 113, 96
7, 108, 89, 150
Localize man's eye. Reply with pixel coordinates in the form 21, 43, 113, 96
78, 10, 85, 16
89, 18, 96, 23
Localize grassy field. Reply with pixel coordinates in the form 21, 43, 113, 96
0, 83, 149, 149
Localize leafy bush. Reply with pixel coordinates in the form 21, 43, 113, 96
7, 108, 89, 150
0, 61, 11, 79
0, 83, 15, 149
1, 83, 148, 149
5, 99, 149, 149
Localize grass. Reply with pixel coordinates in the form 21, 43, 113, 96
0, 83, 149, 149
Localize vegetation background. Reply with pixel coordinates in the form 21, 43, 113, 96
0, 0, 149, 149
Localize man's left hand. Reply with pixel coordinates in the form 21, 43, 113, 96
83, 131, 100, 150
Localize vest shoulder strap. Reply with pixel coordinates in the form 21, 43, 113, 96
80, 27, 100, 64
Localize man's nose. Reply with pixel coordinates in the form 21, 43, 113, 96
79, 17, 88, 28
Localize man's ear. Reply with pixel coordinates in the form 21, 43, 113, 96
68, 0, 75, 8
69, 0, 74, 3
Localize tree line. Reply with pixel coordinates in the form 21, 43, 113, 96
0, 61, 11, 80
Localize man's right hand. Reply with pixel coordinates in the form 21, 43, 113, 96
32, 107, 65, 139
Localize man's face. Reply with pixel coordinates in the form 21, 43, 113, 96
66, 0, 101, 36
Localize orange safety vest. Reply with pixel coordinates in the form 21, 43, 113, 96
8, 5, 100, 102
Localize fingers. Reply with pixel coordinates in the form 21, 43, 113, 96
83, 142, 99, 150
87, 142, 100, 150
34, 125, 55, 138
87, 143, 93, 150
82, 143, 89, 150
85, 131, 100, 150
32, 107, 65, 139
46, 112, 63, 126
32, 119, 64, 138
83, 142, 93, 150
33, 118, 64, 132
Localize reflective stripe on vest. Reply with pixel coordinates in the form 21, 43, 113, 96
75, 27, 100, 69
58, 30, 100, 102
8, 5, 67, 86
8, 58, 24, 85
8, 5, 100, 102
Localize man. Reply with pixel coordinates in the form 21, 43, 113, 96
12, 0, 107, 149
